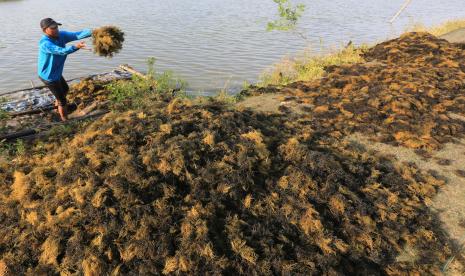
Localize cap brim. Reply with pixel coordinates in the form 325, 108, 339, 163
48, 23, 61, 28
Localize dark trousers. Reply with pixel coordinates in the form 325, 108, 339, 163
39, 76, 69, 106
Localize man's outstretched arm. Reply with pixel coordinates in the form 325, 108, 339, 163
40, 40, 86, 55
62, 29, 92, 43
40, 40, 78, 56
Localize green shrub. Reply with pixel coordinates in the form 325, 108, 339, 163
267, 0, 305, 31
106, 57, 187, 109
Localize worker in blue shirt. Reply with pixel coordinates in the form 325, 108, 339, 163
38, 18, 92, 121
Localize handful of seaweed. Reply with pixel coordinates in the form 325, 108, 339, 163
92, 26, 125, 57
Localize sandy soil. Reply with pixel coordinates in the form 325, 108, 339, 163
440, 28, 465, 43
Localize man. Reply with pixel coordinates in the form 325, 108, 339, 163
38, 18, 91, 121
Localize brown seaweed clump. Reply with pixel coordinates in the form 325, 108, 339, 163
68, 78, 110, 109
0, 98, 451, 275
92, 26, 125, 57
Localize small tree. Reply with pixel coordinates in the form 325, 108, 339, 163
267, 0, 306, 32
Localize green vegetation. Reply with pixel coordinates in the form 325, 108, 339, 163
259, 44, 366, 87
267, 0, 305, 32
0, 98, 8, 133
48, 124, 75, 137
14, 139, 25, 155
212, 89, 238, 105
407, 19, 465, 36
106, 75, 156, 107
0, 138, 25, 157
0, 108, 8, 121
106, 57, 187, 109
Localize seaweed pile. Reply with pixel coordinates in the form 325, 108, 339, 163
92, 26, 125, 58
68, 78, 111, 110
244, 32, 465, 153
0, 97, 450, 274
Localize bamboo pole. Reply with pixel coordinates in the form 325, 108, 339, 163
119, 64, 147, 79
389, 0, 412, 23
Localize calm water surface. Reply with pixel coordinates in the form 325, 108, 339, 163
0, 0, 464, 94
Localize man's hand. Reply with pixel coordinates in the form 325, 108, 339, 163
75, 41, 87, 49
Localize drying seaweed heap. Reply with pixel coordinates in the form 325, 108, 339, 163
68, 78, 111, 109
92, 26, 125, 57
244, 32, 465, 154
0, 97, 451, 275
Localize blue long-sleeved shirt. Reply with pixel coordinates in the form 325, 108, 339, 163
38, 29, 92, 82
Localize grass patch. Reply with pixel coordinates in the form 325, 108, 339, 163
106, 75, 157, 107
407, 19, 465, 36
0, 98, 9, 133
211, 79, 241, 104
0, 109, 8, 121
0, 97, 7, 116
48, 124, 75, 137
106, 57, 187, 110
0, 139, 25, 158
258, 44, 366, 87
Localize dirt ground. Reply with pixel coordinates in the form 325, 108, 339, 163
440, 28, 465, 43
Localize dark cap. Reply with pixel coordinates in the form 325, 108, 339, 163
40, 18, 62, 29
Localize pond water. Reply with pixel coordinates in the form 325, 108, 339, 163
0, 0, 464, 94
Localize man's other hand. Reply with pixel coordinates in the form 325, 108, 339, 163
75, 41, 87, 49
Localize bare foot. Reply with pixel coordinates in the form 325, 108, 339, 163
57, 105, 68, 121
